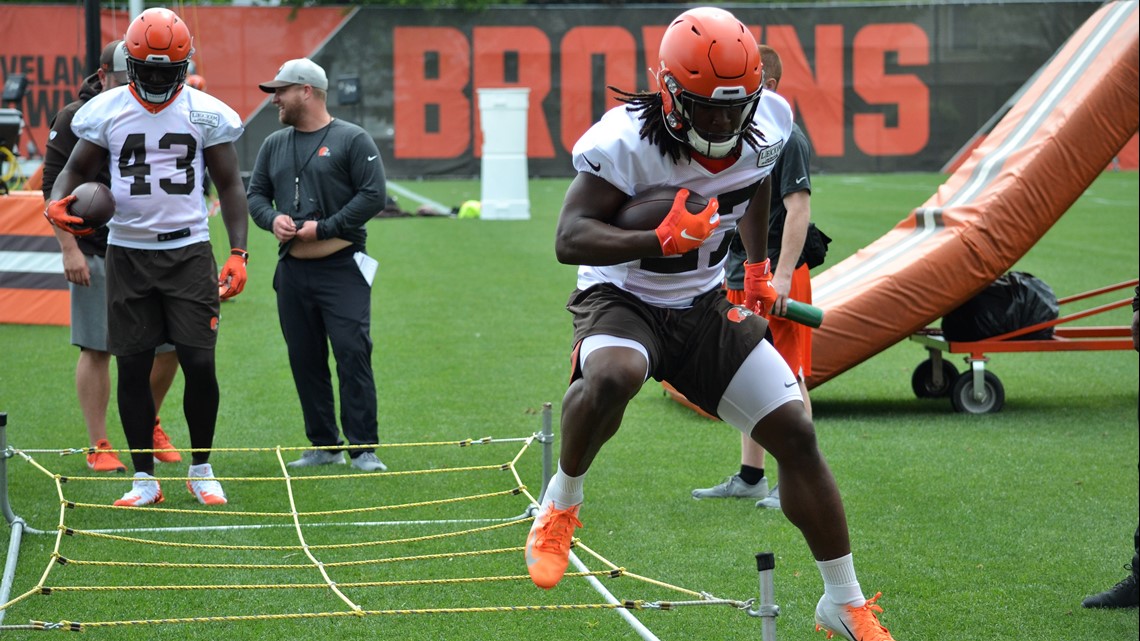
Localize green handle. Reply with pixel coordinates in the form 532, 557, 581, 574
783, 300, 824, 328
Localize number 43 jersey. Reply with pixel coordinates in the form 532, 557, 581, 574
573, 91, 792, 309
72, 85, 244, 250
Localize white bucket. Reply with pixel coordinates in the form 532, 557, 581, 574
477, 88, 530, 220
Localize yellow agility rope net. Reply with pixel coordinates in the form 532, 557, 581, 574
1, 434, 757, 634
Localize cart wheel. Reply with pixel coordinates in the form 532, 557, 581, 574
911, 359, 960, 398
950, 371, 1005, 414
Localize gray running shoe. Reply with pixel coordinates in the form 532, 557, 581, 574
756, 483, 781, 509
691, 475, 768, 499
286, 449, 346, 468
350, 451, 387, 472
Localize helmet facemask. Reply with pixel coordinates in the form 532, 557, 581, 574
663, 73, 761, 158
127, 56, 189, 105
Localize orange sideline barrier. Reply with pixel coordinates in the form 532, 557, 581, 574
0, 6, 351, 157
0, 190, 67, 326
807, 0, 1139, 388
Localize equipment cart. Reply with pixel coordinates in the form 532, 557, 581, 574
908, 279, 1137, 414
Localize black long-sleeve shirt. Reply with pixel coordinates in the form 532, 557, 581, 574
41, 72, 111, 257
247, 118, 386, 257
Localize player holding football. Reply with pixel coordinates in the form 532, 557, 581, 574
526, 8, 897, 640
44, 7, 248, 507
41, 39, 184, 474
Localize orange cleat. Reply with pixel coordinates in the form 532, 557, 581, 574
152, 418, 182, 463
87, 439, 127, 473
814, 592, 897, 641
524, 502, 582, 589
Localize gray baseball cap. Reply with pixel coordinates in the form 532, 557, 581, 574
258, 58, 328, 92
99, 40, 128, 74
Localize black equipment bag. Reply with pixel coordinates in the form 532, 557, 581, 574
769, 222, 832, 270
941, 271, 1059, 342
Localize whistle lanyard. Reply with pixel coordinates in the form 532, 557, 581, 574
290, 121, 332, 214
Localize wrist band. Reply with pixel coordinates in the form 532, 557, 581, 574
231, 248, 249, 261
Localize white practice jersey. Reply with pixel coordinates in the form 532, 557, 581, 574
573, 92, 793, 308
71, 86, 243, 250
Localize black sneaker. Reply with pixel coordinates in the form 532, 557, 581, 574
1082, 565, 1139, 608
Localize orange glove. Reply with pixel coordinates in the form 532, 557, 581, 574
654, 189, 720, 256
743, 258, 777, 316
218, 249, 248, 300
44, 195, 92, 237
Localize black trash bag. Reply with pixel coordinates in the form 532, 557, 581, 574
941, 271, 1059, 342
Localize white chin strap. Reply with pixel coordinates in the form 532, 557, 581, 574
687, 130, 739, 159
139, 88, 169, 103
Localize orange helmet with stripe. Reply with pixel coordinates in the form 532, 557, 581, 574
124, 8, 194, 107
656, 7, 763, 158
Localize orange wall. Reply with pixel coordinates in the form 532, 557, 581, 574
4, 3, 1128, 175
1, 6, 350, 153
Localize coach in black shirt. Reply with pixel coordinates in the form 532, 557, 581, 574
247, 58, 388, 472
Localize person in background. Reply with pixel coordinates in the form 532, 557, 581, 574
247, 58, 388, 473
526, 8, 897, 640
1081, 282, 1139, 609
41, 38, 182, 473
185, 73, 207, 92
45, 8, 249, 507
691, 44, 821, 510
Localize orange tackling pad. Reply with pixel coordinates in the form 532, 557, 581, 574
807, 1, 1139, 389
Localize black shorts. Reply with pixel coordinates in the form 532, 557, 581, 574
105, 242, 220, 356
567, 283, 770, 415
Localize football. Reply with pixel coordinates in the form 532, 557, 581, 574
69, 182, 116, 230
611, 186, 710, 230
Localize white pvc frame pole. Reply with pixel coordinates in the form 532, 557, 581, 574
568, 551, 662, 641
749, 552, 779, 641
0, 519, 25, 626
1, 412, 27, 627
538, 402, 553, 504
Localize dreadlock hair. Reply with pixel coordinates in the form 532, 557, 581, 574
608, 85, 768, 164
609, 86, 686, 163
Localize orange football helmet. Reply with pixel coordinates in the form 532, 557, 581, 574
124, 7, 194, 106
186, 74, 207, 91
656, 7, 763, 158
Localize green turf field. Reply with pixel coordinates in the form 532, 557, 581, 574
1, 171, 1137, 640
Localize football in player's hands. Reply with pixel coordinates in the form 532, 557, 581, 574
611, 186, 710, 230
69, 182, 116, 230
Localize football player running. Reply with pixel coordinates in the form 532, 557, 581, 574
526, 8, 897, 640
45, 7, 248, 508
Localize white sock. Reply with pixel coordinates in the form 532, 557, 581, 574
542, 463, 585, 509
817, 554, 865, 607
188, 463, 213, 477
